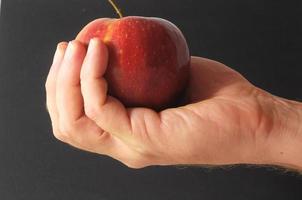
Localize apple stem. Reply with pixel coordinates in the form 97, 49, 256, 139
108, 0, 123, 18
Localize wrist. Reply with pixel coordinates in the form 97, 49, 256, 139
265, 97, 302, 170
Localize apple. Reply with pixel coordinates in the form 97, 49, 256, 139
76, 16, 190, 110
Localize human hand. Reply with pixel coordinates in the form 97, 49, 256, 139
46, 38, 302, 169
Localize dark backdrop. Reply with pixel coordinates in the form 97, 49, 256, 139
0, 0, 301, 199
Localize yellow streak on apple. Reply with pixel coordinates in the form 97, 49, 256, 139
103, 20, 116, 43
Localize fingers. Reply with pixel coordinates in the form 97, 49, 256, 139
46, 42, 68, 140
46, 39, 153, 168
80, 38, 132, 138
56, 41, 87, 128
46, 41, 117, 154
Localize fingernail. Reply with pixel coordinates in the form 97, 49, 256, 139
68, 40, 75, 50
57, 42, 67, 50
90, 38, 100, 45
88, 38, 100, 54
65, 40, 77, 59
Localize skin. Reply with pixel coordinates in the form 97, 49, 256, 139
46, 39, 302, 170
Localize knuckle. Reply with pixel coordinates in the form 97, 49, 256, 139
70, 40, 85, 51
52, 129, 66, 142
84, 104, 101, 121
59, 120, 77, 137
96, 131, 109, 143
122, 154, 150, 169
72, 134, 86, 146
124, 160, 148, 169
45, 78, 52, 92
122, 142, 153, 168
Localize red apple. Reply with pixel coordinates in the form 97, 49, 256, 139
76, 16, 190, 110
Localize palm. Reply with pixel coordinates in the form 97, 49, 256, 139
128, 57, 272, 166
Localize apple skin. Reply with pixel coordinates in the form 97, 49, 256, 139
76, 16, 190, 110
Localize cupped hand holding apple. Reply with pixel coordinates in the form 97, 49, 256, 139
46, 37, 302, 169
45, 1, 302, 170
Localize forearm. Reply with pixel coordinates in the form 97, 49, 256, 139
267, 98, 302, 171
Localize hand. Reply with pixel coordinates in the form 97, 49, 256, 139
46, 38, 302, 169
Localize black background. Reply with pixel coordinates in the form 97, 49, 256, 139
0, 0, 302, 199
